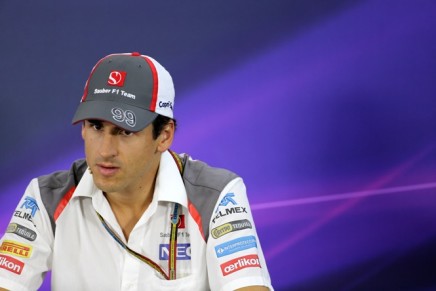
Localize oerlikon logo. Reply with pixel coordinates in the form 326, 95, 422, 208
220, 254, 260, 276
107, 71, 127, 87
0, 254, 24, 275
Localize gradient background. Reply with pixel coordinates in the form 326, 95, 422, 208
1, 1, 436, 290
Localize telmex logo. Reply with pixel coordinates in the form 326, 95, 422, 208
107, 71, 127, 87
212, 207, 247, 224
20, 196, 39, 218
215, 193, 237, 213
220, 254, 260, 276
211, 219, 252, 239
0, 254, 24, 275
0, 240, 33, 258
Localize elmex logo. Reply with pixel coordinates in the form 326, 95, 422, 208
107, 71, 127, 87
220, 254, 260, 276
0, 254, 24, 275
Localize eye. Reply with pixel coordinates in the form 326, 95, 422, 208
119, 129, 133, 136
87, 120, 103, 131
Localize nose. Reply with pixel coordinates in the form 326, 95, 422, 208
98, 132, 118, 158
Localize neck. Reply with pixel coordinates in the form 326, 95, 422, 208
104, 178, 156, 241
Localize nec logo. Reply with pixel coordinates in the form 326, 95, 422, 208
159, 243, 191, 260
107, 71, 127, 87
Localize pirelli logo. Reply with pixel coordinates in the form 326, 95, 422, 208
0, 240, 33, 258
211, 219, 252, 239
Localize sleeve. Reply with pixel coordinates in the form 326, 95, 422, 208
0, 178, 54, 291
206, 178, 274, 291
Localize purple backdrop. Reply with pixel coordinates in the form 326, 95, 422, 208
1, 0, 436, 290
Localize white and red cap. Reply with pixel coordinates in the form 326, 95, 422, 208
72, 52, 175, 132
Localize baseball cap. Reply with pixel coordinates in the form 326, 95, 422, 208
72, 52, 175, 132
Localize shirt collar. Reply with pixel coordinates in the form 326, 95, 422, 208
154, 150, 187, 208
72, 150, 187, 208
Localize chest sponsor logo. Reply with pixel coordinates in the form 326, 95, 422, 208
212, 207, 247, 224
6, 223, 37, 241
0, 240, 33, 258
107, 70, 127, 87
0, 254, 24, 275
170, 214, 185, 229
211, 219, 252, 239
20, 196, 39, 217
159, 243, 191, 260
215, 235, 257, 258
220, 254, 260, 276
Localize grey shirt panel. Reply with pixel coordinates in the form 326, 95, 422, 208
182, 157, 239, 241
38, 159, 88, 232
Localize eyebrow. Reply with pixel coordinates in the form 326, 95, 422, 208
87, 119, 131, 135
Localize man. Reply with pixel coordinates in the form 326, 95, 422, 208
0, 52, 273, 290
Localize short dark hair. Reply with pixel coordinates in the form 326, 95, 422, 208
152, 115, 177, 139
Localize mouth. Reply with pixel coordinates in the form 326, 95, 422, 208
96, 163, 120, 177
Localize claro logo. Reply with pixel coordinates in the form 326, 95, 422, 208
0, 255, 24, 275
220, 254, 260, 276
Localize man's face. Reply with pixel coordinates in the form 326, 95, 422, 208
82, 120, 161, 195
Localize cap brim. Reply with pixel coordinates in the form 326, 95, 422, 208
72, 100, 158, 132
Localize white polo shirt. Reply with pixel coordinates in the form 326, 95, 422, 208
0, 151, 273, 291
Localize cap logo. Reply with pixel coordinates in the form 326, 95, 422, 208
107, 71, 127, 87
111, 107, 136, 128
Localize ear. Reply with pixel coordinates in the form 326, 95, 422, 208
156, 120, 175, 153
81, 121, 86, 140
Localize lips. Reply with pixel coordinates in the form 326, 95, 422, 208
96, 163, 120, 177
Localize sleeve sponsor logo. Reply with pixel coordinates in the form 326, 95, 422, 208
212, 207, 247, 224
214, 235, 257, 258
0, 254, 25, 275
107, 70, 127, 87
211, 219, 252, 239
0, 240, 33, 258
20, 196, 39, 217
6, 223, 37, 241
13, 210, 35, 226
159, 243, 191, 260
215, 193, 237, 213
220, 254, 260, 276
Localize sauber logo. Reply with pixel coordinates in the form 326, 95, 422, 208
170, 214, 185, 229
220, 254, 260, 276
107, 71, 127, 87
0, 254, 24, 275
0, 240, 33, 258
